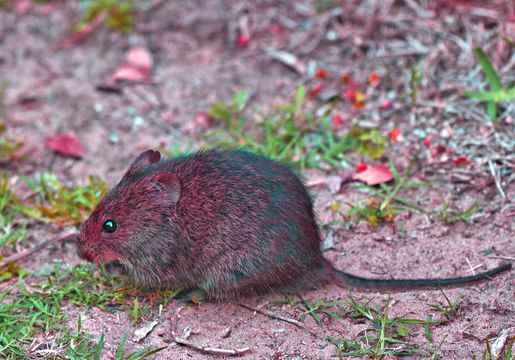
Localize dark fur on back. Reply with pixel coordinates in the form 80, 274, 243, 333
79, 149, 328, 300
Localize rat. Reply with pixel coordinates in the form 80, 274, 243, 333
77, 149, 511, 301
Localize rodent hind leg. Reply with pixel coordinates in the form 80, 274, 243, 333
175, 288, 208, 303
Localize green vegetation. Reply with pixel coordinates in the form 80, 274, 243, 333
348, 160, 430, 226
0, 262, 173, 359
432, 197, 478, 224
464, 47, 515, 121
18, 173, 108, 225
427, 290, 464, 321
207, 86, 389, 170
0, 122, 24, 161
328, 295, 441, 357
79, 0, 133, 33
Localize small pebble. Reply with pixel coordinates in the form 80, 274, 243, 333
94, 103, 103, 113
412, 129, 426, 138
133, 116, 145, 129
127, 107, 138, 116
326, 30, 338, 41
319, 341, 327, 349
108, 133, 120, 144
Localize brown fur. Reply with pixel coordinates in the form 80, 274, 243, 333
77, 149, 511, 301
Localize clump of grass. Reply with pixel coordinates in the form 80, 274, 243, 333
207, 86, 389, 170
327, 295, 441, 358
427, 290, 464, 321
0, 176, 27, 250
346, 197, 397, 227
349, 160, 430, 226
114, 331, 166, 360
0, 262, 177, 358
79, 0, 133, 34
0, 122, 24, 162
433, 197, 479, 224
18, 173, 108, 226
464, 47, 515, 121
300, 298, 347, 324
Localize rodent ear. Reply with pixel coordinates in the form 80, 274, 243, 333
123, 150, 161, 179
147, 172, 181, 205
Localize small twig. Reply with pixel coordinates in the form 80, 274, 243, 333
0, 229, 77, 268
465, 258, 482, 275
488, 160, 506, 200
487, 255, 515, 261
171, 306, 251, 356
238, 303, 304, 328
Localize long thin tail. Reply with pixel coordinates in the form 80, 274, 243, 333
331, 263, 512, 291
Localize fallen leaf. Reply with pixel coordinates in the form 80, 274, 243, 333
133, 320, 159, 342
380, 100, 392, 111
308, 85, 323, 99
388, 128, 402, 142
315, 69, 328, 79
340, 73, 352, 84
454, 156, 470, 166
126, 47, 153, 74
356, 162, 368, 172
267, 49, 306, 75
45, 134, 84, 158
332, 114, 343, 130
195, 112, 211, 129
352, 165, 393, 186
111, 64, 147, 83
111, 47, 153, 83
423, 137, 431, 148
369, 72, 381, 85
14, 0, 32, 14
237, 34, 250, 46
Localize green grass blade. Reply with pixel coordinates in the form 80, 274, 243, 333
92, 334, 105, 360
475, 48, 502, 90
487, 102, 497, 120
116, 331, 129, 359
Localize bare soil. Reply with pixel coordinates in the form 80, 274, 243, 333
1, 0, 513, 359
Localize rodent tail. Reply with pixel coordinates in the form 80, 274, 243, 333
330, 262, 512, 291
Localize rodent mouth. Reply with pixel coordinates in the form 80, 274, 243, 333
77, 243, 98, 263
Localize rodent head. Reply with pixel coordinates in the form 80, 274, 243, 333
77, 150, 181, 265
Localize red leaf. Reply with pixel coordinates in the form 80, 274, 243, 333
369, 72, 380, 85
340, 73, 352, 84
352, 165, 393, 186
15, 0, 32, 14
111, 64, 147, 83
126, 47, 153, 74
380, 100, 392, 111
343, 89, 356, 101
332, 114, 343, 130
308, 85, 323, 99
315, 69, 328, 79
388, 128, 402, 142
423, 137, 431, 148
111, 47, 153, 83
432, 145, 446, 158
45, 134, 84, 158
195, 112, 211, 129
455, 156, 470, 166
237, 35, 250, 46
356, 162, 368, 173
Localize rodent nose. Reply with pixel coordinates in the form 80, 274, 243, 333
77, 242, 93, 262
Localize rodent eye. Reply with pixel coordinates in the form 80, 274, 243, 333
102, 219, 117, 233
